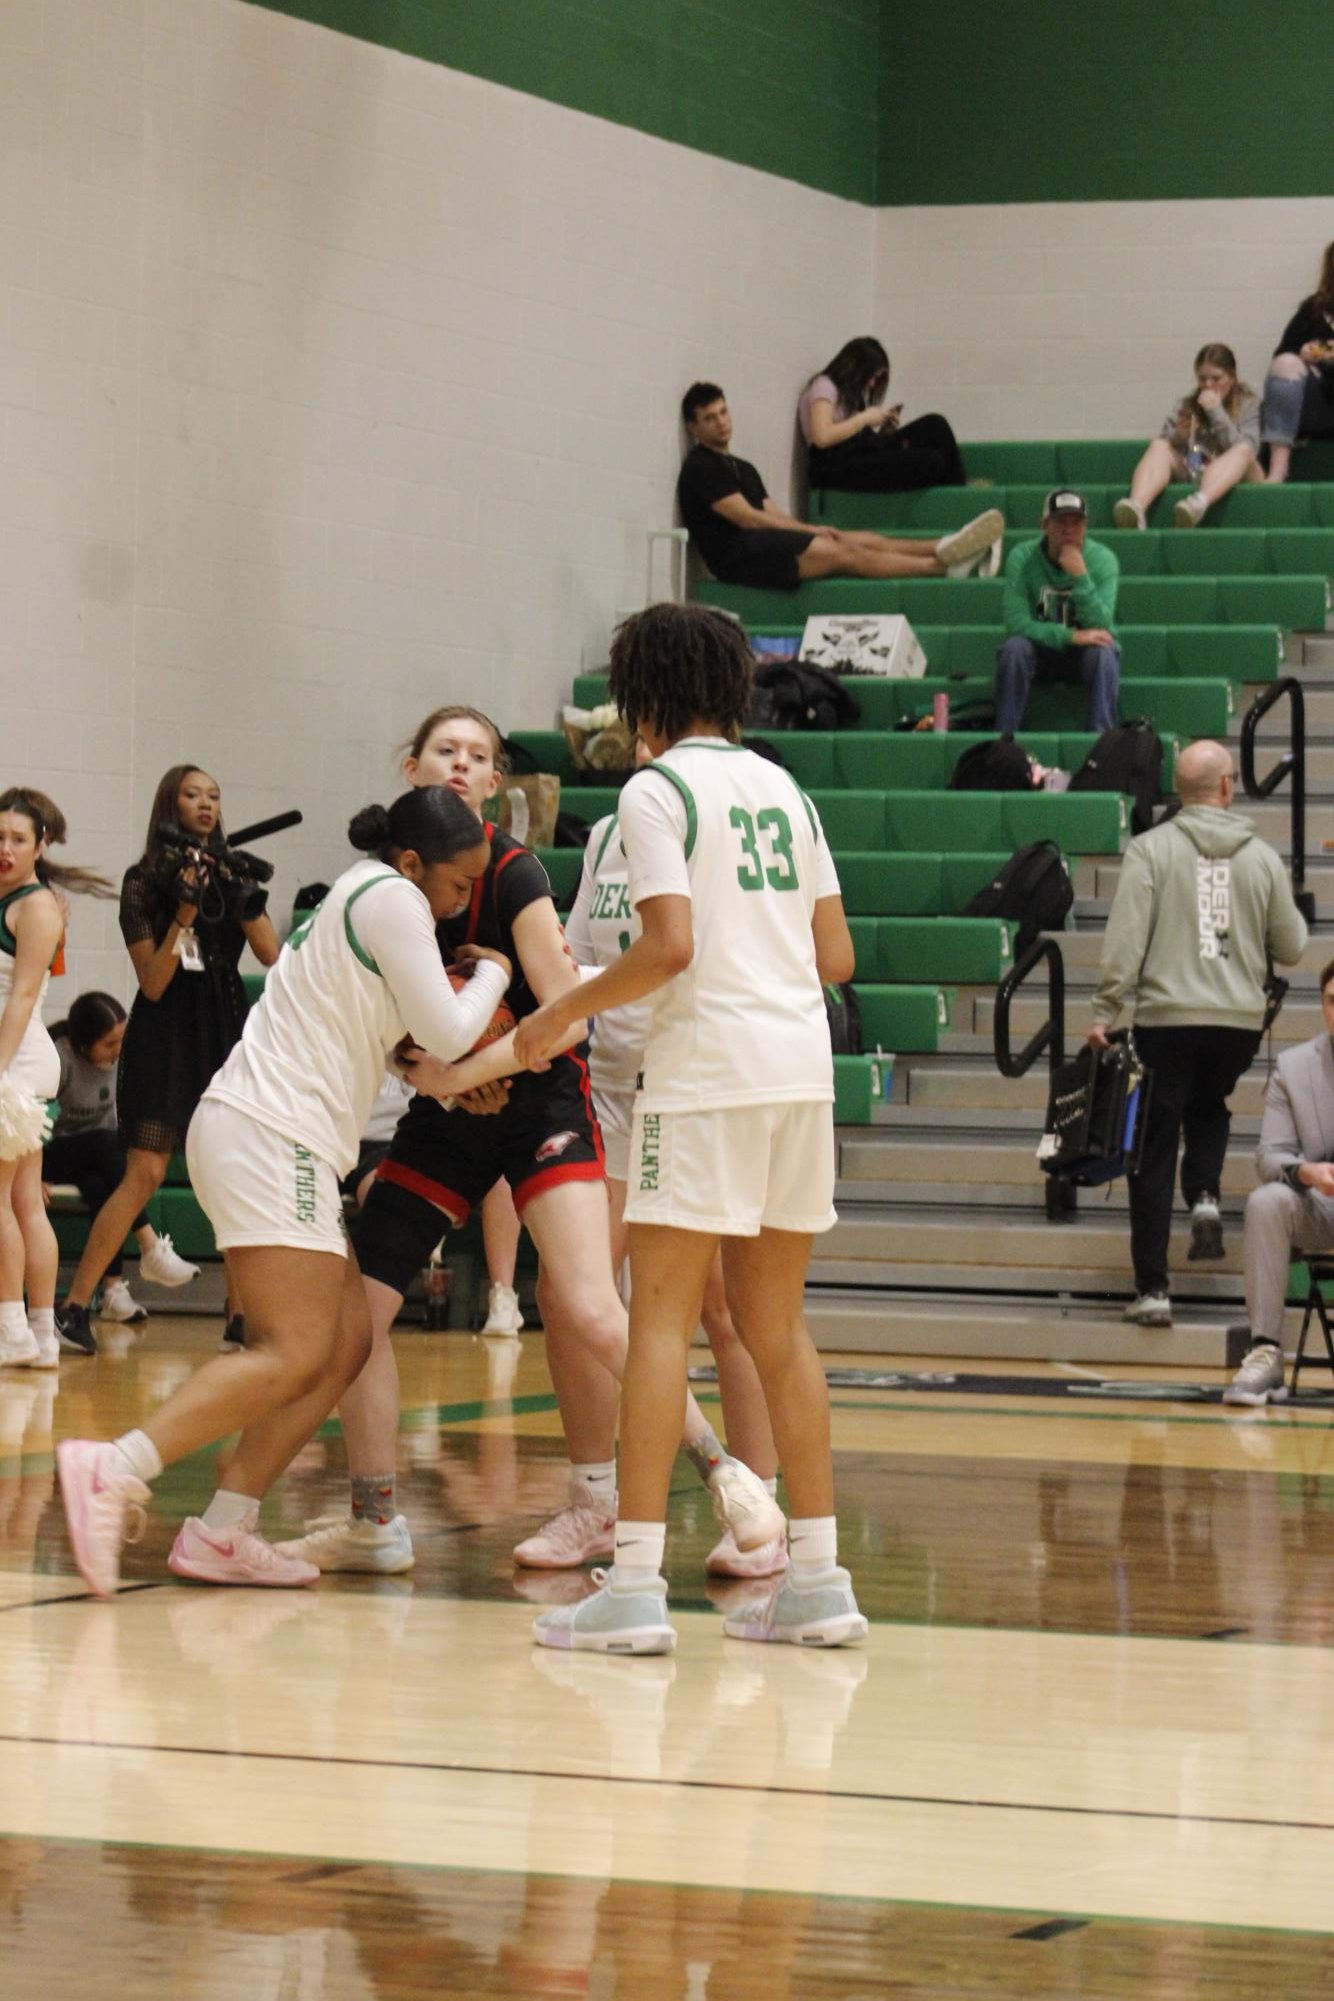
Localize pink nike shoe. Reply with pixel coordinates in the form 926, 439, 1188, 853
168, 1512, 319, 1588
57, 1439, 150, 1600
706, 1528, 788, 1578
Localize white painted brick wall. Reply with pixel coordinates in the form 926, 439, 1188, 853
874, 197, 1334, 451
2, 0, 872, 1009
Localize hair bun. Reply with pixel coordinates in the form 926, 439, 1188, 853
348, 803, 393, 852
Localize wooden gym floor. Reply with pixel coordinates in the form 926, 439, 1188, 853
1, 1317, 1332, 1998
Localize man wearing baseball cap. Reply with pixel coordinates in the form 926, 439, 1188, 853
993, 490, 1121, 734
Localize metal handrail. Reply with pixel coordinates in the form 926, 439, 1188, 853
1240, 677, 1316, 924
993, 935, 1066, 1080
994, 936, 1074, 1221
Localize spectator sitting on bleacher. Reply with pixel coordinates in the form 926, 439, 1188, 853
1260, 241, 1334, 486
677, 383, 1002, 589
799, 337, 966, 493
994, 490, 1120, 736
1113, 344, 1261, 531
43, 991, 200, 1323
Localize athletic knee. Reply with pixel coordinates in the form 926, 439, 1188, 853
1267, 354, 1306, 382
996, 635, 1035, 672
126, 1153, 168, 1199
1246, 1181, 1300, 1234
355, 1182, 444, 1297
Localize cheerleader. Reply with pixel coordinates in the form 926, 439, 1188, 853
56, 787, 510, 1597
0, 788, 113, 1370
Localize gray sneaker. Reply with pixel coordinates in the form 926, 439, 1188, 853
1223, 1343, 1288, 1407
533, 1571, 676, 1655
722, 1566, 868, 1648
1113, 496, 1146, 530
1123, 1293, 1172, 1328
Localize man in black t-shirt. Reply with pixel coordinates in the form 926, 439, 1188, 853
677, 383, 1003, 590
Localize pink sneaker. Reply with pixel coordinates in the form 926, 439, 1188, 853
56, 1439, 150, 1600
706, 1528, 788, 1578
513, 1487, 616, 1569
168, 1512, 319, 1588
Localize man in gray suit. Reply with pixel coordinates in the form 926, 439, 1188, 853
1226, 959, 1334, 1404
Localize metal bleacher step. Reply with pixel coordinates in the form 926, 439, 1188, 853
895, 1060, 1269, 1120
838, 1132, 1257, 1207
802, 1290, 1233, 1367
813, 1202, 1245, 1284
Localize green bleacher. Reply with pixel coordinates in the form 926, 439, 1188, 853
813, 482, 1334, 532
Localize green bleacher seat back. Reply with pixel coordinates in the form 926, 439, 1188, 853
807, 790, 887, 847
242, 972, 266, 1005
941, 853, 1016, 907
1003, 792, 1126, 850
556, 787, 624, 830
853, 984, 951, 1052
533, 848, 584, 902
769, 736, 836, 787
962, 442, 1058, 483
1055, 441, 1143, 484
833, 735, 949, 790
882, 792, 1006, 851
505, 730, 577, 782
836, 852, 945, 916
868, 916, 1014, 983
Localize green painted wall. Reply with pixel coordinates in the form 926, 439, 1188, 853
244, 0, 881, 203
245, 0, 1333, 208
876, 3, 1334, 205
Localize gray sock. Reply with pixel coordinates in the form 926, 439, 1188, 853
684, 1423, 726, 1482
350, 1473, 396, 1525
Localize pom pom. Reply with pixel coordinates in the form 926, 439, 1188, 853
0, 1074, 52, 1161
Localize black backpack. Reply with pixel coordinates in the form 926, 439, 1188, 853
748, 661, 861, 733
948, 734, 1036, 792
1068, 720, 1163, 834
963, 840, 1073, 952
824, 981, 862, 1055
1038, 1035, 1153, 1186
894, 698, 997, 735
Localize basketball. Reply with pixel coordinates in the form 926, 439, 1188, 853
448, 963, 517, 1051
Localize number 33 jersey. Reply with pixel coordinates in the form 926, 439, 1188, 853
617, 738, 841, 1112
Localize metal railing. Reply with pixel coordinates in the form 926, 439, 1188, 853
1240, 677, 1316, 924
993, 936, 1075, 1220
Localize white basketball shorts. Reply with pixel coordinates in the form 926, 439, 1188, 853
624, 1099, 837, 1237
186, 1098, 346, 1257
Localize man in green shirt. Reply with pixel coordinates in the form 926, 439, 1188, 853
994, 490, 1120, 734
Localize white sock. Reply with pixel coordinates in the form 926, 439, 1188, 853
28, 1307, 56, 1339
571, 1460, 617, 1501
201, 1488, 257, 1532
0, 1301, 30, 1339
611, 1519, 666, 1587
112, 1428, 163, 1484
788, 1516, 838, 1578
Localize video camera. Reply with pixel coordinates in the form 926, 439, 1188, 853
150, 809, 302, 927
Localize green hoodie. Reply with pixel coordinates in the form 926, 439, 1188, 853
1092, 806, 1308, 1031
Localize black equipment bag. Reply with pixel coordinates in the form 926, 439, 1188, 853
893, 698, 997, 735
1068, 719, 1163, 834
948, 734, 1035, 792
824, 981, 863, 1055
748, 661, 861, 733
962, 840, 1073, 952
1038, 1033, 1153, 1187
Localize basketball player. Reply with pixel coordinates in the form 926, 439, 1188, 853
276, 706, 781, 1577
418, 747, 786, 1579
513, 603, 868, 1652
56, 788, 511, 1596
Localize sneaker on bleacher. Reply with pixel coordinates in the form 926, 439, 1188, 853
1113, 497, 1146, 530
935, 508, 1005, 577
138, 1234, 200, 1288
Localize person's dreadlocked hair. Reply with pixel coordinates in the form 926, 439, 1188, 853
608, 603, 753, 743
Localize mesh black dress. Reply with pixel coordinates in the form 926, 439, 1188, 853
116, 865, 250, 1154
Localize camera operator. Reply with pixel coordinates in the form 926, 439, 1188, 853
55, 767, 279, 1354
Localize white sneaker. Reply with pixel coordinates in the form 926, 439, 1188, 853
100, 1277, 148, 1323
274, 1512, 415, 1573
26, 1321, 60, 1369
706, 1528, 788, 1578
533, 1569, 676, 1655
935, 508, 1004, 575
978, 534, 1004, 578
481, 1282, 523, 1338
514, 1487, 617, 1569
0, 1320, 40, 1368
1113, 497, 1147, 530
1174, 491, 1208, 528
169, 1512, 318, 1588
138, 1235, 200, 1288
722, 1565, 869, 1648
1223, 1342, 1288, 1407
707, 1458, 786, 1552
1123, 1292, 1172, 1328
1188, 1197, 1224, 1262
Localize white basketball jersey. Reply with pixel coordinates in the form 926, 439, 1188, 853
618, 739, 839, 1113
564, 814, 653, 1096
204, 861, 451, 1174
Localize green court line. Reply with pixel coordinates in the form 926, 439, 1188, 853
826, 1397, 1334, 1432
1, 1826, 1329, 1940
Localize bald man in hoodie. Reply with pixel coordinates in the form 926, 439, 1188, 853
1087, 740, 1308, 1328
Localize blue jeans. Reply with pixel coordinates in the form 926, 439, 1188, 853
994, 634, 1120, 736
1260, 365, 1334, 447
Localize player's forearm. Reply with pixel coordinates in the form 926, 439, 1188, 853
545, 932, 688, 1033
